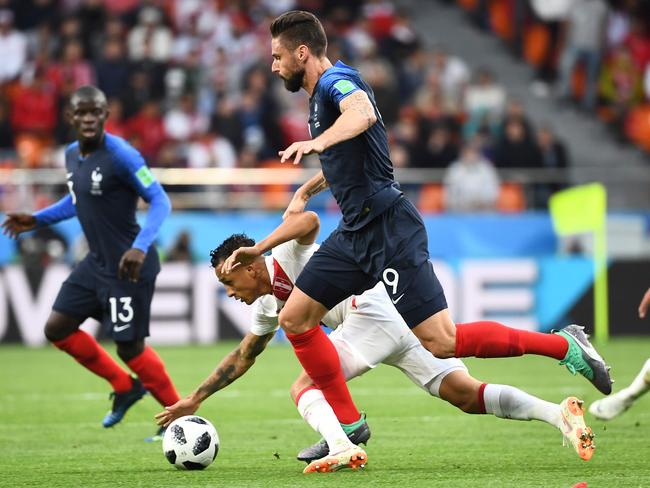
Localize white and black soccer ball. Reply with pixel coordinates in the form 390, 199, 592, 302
162, 415, 219, 470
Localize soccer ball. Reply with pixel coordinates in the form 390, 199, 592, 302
162, 415, 219, 470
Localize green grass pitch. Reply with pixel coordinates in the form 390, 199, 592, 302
1, 338, 649, 487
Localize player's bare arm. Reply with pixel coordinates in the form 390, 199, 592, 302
155, 331, 274, 426
639, 287, 650, 318
221, 212, 319, 274
1, 213, 36, 239
283, 171, 329, 219
279, 90, 377, 165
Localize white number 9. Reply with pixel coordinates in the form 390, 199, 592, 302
382, 268, 400, 295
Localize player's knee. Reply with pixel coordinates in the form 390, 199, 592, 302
116, 340, 144, 362
44, 316, 75, 342
278, 309, 311, 335
421, 338, 455, 359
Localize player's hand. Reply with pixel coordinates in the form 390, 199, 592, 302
282, 193, 307, 220
279, 139, 325, 165
639, 287, 650, 319
155, 397, 200, 427
118, 248, 146, 283
221, 246, 262, 274
1, 213, 37, 239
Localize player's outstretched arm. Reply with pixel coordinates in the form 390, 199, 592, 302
1, 213, 37, 238
3, 194, 77, 238
279, 91, 376, 165
155, 331, 274, 427
221, 212, 320, 274
283, 171, 328, 219
639, 287, 650, 318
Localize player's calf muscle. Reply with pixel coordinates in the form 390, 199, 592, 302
439, 372, 482, 413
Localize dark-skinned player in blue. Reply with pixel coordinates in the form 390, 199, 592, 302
2, 85, 180, 439
219, 11, 612, 471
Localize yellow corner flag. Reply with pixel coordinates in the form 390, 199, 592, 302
549, 183, 608, 342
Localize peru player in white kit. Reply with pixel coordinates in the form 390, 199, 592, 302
156, 212, 595, 472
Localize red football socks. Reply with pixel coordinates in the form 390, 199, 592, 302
455, 321, 568, 360
127, 346, 180, 407
53, 330, 132, 393
478, 383, 488, 414
286, 326, 360, 424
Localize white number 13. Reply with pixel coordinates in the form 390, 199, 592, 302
109, 297, 134, 323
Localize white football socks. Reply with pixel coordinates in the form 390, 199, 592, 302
296, 388, 354, 454
618, 358, 650, 401
482, 383, 563, 430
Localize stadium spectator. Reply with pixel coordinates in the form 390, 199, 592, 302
0, 99, 15, 150
166, 231, 193, 262
430, 44, 470, 108
95, 39, 130, 99
186, 129, 237, 169
10, 67, 57, 138
555, 0, 608, 111
163, 94, 208, 142
598, 47, 645, 141
0, 10, 26, 83
46, 39, 95, 99
421, 123, 459, 169
534, 124, 569, 207
463, 68, 506, 139
127, 6, 172, 63
125, 100, 165, 162
104, 98, 128, 138
494, 118, 543, 169
444, 138, 500, 212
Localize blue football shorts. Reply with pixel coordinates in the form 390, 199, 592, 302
52, 257, 155, 341
296, 197, 447, 328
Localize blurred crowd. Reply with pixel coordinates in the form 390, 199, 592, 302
453, 0, 650, 150
1, 0, 620, 213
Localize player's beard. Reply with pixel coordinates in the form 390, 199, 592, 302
282, 66, 305, 93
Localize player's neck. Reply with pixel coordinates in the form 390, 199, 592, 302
303, 57, 333, 96
78, 133, 105, 157
258, 261, 273, 296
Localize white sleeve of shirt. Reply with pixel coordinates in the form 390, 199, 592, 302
250, 295, 280, 336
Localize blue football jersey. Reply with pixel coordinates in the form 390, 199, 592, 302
309, 60, 402, 231
63, 133, 161, 280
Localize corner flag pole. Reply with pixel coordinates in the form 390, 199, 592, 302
549, 183, 609, 342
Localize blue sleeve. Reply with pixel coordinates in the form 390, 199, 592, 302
112, 140, 171, 252
321, 71, 361, 108
33, 194, 76, 226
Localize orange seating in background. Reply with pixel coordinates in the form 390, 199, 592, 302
497, 182, 526, 212
489, 0, 514, 41
523, 23, 550, 66
259, 159, 292, 210
418, 183, 445, 213
14, 134, 48, 168
625, 104, 650, 152
457, 0, 479, 10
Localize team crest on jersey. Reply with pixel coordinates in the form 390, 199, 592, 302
90, 167, 103, 195
272, 258, 293, 301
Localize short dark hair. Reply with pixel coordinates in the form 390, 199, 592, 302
209, 233, 256, 268
270, 10, 327, 57
70, 85, 107, 107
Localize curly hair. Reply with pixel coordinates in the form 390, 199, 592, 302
209, 233, 256, 268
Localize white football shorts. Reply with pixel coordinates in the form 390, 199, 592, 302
327, 282, 466, 397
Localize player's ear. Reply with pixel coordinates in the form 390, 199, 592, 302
297, 44, 308, 63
